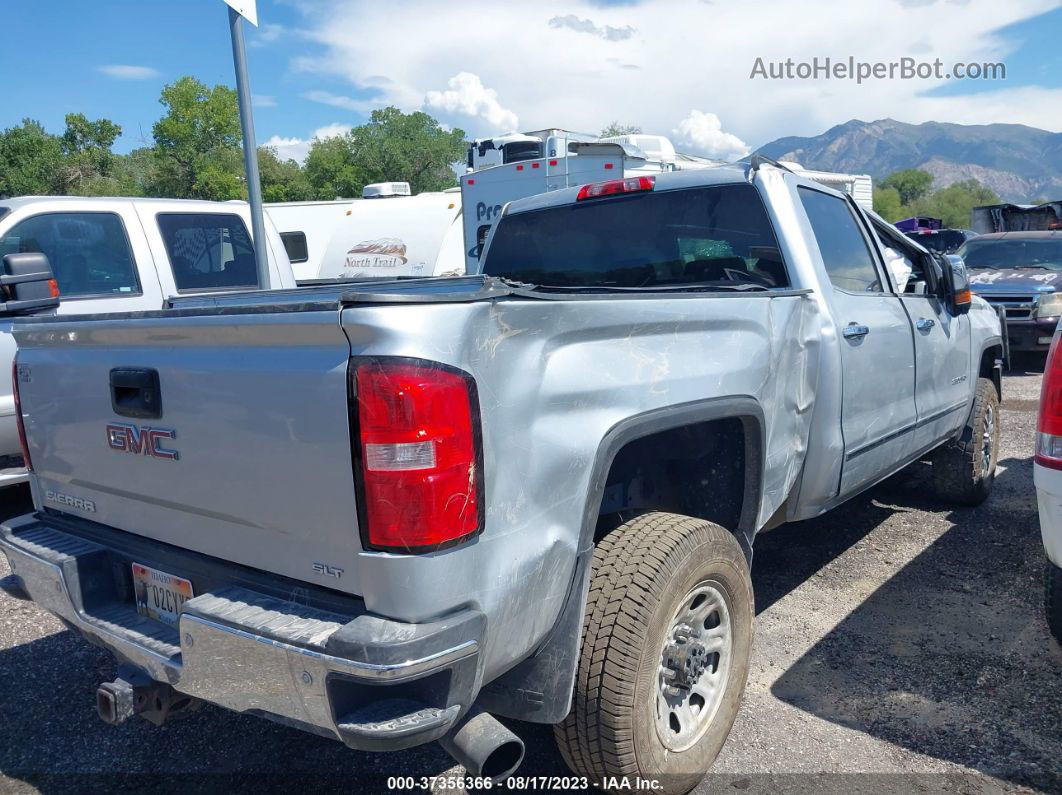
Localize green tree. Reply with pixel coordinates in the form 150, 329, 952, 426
350, 107, 465, 193
910, 179, 1000, 229
600, 122, 642, 137
258, 147, 313, 202
59, 113, 123, 194
873, 186, 903, 222
305, 108, 465, 199
151, 77, 243, 199
305, 134, 360, 199
0, 119, 63, 196
110, 147, 159, 197
879, 168, 934, 206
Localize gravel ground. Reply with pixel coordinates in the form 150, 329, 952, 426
1, 360, 1059, 794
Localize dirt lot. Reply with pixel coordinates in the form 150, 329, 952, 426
1, 360, 1059, 794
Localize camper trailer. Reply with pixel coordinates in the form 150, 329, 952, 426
268, 184, 465, 281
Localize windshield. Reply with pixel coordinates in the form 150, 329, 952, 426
483, 184, 789, 289
957, 237, 1062, 270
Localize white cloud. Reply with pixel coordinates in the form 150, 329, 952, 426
425, 72, 518, 131
98, 64, 159, 80
251, 22, 285, 47
673, 110, 750, 161
304, 89, 375, 112
290, 0, 1062, 145
253, 95, 277, 108
263, 123, 352, 164
548, 15, 635, 41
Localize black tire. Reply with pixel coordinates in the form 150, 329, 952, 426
932, 377, 1000, 506
1047, 563, 1062, 646
554, 512, 753, 795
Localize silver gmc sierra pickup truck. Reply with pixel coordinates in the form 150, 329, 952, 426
0, 161, 1003, 793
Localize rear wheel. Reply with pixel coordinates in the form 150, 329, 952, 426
554, 512, 753, 795
932, 377, 999, 506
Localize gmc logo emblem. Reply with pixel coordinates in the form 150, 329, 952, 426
106, 423, 179, 461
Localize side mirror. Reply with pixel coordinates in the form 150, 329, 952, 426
0, 253, 60, 315
943, 253, 972, 316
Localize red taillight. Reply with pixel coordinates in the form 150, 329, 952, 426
1037, 333, 1062, 469
11, 361, 31, 472
48, 279, 59, 298
576, 175, 655, 201
353, 360, 482, 552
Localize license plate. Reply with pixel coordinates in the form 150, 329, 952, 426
131, 563, 193, 626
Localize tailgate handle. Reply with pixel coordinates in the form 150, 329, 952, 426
110, 368, 163, 419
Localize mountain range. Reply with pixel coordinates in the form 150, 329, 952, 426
754, 118, 1062, 203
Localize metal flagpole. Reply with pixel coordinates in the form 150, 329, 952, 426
227, 6, 270, 289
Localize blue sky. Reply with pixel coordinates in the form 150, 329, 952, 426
3, 0, 1062, 162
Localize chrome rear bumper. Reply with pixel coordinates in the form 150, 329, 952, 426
0, 512, 483, 751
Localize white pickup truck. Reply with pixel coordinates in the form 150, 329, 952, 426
0, 196, 296, 485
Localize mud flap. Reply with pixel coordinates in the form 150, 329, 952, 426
476, 548, 593, 724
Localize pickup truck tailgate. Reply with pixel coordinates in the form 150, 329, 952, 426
13, 310, 364, 594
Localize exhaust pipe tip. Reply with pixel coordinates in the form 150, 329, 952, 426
478, 736, 525, 782
439, 706, 525, 783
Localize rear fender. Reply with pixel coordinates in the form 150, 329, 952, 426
477, 396, 764, 723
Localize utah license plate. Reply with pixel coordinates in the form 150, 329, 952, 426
132, 563, 193, 626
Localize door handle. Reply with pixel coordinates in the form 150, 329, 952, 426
842, 323, 870, 340
916, 317, 936, 331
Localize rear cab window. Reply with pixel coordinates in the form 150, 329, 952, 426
483, 183, 789, 289
0, 211, 140, 298
156, 213, 259, 291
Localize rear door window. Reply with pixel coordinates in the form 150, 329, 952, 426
156, 213, 259, 291
0, 212, 140, 298
484, 184, 789, 289
798, 187, 882, 293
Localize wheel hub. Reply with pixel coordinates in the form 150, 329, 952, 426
654, 581, 733, 752
662, 626, 711, 695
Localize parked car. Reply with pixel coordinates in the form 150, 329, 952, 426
0, 163, 1002, 793
905, 227, 978, 254
0, 196, 297, 487
1034, 330, 1062, 644
960, 231, 1062, 351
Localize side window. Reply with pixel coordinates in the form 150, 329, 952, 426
798, 187, 882, 293
0, 212, 140, 298
156, 213, 259, 291
280, 231, 308, 264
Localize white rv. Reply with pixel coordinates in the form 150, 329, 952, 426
313, 188, 465, 281
265, 199, 353, 280
778, 161, 874, 211
267, 184, 465, 281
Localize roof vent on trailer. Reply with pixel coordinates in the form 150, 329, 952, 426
362, 182, 412, 199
